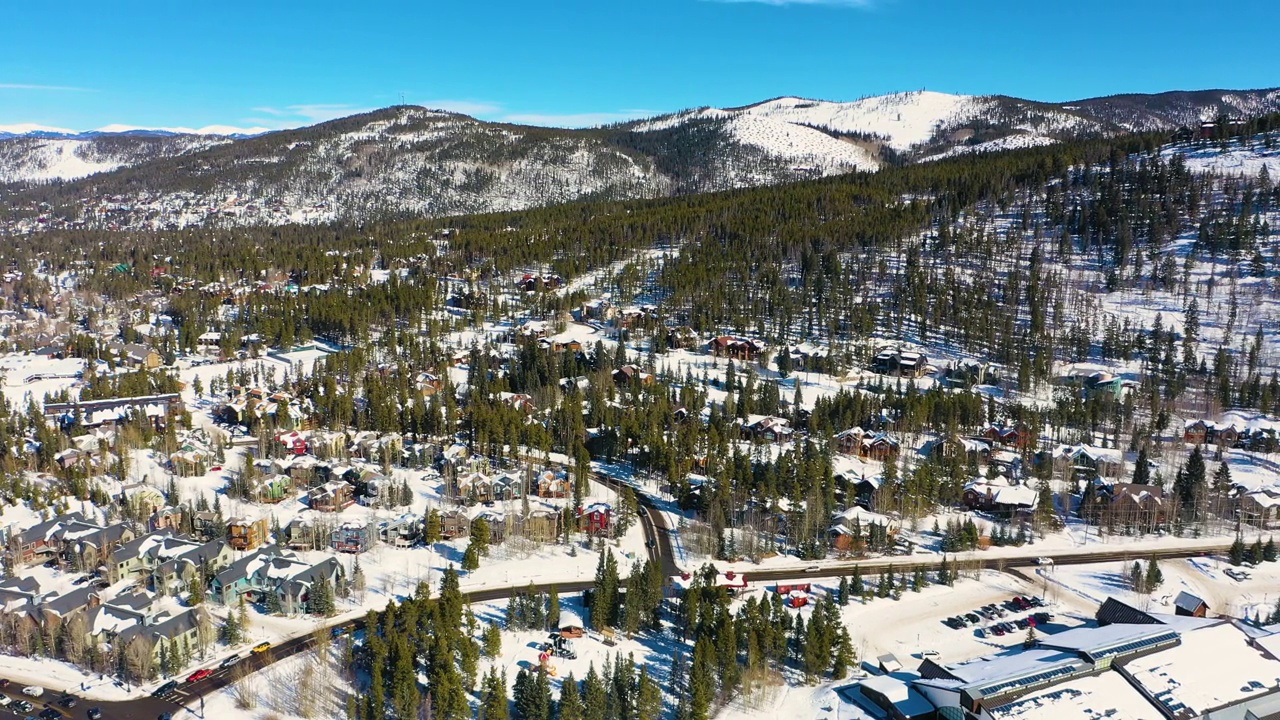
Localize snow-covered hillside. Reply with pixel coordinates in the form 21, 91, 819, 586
0, 134, 231, 183
1160, 137, 1280, 177
3, 86, 1277, 230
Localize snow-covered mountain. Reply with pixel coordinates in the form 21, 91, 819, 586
1, 86, 1276, 231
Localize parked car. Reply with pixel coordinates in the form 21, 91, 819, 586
187, 668, 213, 683
21, 686, 43, 697
920, 650, 942, 661
1015, 618, 1029, 630
975, 627, 986, 638
992, 625, 1006, 636
965, 613, 981, 623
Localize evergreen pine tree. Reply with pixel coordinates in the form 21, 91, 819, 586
558, 673, 584, 720
1145, 556, 1163, 591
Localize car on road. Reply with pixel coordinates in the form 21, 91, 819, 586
0, 696, 10, 707
1036, 557, 1054, 565
87, 710, 102, 720
158, 713, 174, 720
22, 686, 44, 697
152, 680, 179, 697
59, 696, 78, 708
219, 654, 242, 669
252, 641, 272, 654
804, 565, 820, 573
12, 700, 33, 712
187, 668, 213, 683
39, 708, 61, 720
0, 678, 8, 687
645, 539, 658, 549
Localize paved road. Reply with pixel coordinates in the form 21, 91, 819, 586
0, 498, 1229, 720
0, 472, 679, 719
593, 472, 679, 577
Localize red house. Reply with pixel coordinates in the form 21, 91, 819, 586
578, 503, 614, 536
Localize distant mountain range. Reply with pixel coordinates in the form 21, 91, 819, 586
2, 87, 1277, 232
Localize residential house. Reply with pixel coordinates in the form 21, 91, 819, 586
474, 510, 508, 544
536, 469, 570, 498
927, 435, 993, 465
331, 522, 372, 553
962, 478, 1039, 517
378, 514, 420, 548
152, 538, 233, 595
1184, 420, 1210, 446
5, 513, 85, 566
578, 503, 613, 536
247, 473, 294, 504
107, 531, 204, 585
829, 506, 898, 555
742, 416, 793, 444
1104, 483, 1166, 532
981, 423, 1034, 450
872, 348, 929, 378
227, 517, 270, 551
191, 511, 220, 540
283, 518, 317, 551
148, 506, 184, 533
1239, 488, 1280, 529
708, 335, 765, 361
115, 606, 210, 663
439, 509, 470, 540
308, 481, 355, 512
519, 508, 560, 543
613, 364, 655, 387
119, 482, 167, 517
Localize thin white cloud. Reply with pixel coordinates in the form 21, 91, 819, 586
0, 83, 93, 92
703, 0, 873, 6
245, 103, 379, 129
498, 110, 661, 128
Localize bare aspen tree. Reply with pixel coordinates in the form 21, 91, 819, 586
230, 659, 260, 710
124, 636, 155, 684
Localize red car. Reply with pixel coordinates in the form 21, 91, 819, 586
186, 669, 212, 683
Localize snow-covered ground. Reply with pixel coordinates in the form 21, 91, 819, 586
1162, 137, 1280, 177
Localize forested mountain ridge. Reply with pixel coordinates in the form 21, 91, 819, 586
1, 87, 1277, 233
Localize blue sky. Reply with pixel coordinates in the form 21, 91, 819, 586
2, 0, 1277, 132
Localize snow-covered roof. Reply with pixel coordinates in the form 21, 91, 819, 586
989, 669, 1161, 720
856, 675, 934, 716
1124, 622, 1280, 716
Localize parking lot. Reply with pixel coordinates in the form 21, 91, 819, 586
942, 594, 1055, 639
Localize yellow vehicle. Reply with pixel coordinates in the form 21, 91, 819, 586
251, 641, 271, 654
